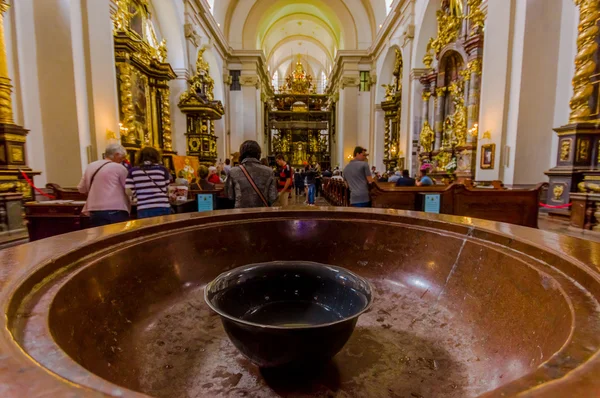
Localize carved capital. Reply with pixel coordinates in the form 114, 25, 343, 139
240, 75, 260, 89
340, 76, 360, 89
184, 23, 201, 47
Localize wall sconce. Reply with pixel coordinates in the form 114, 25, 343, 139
481, 130, 491, 140
346, 154, 352, 160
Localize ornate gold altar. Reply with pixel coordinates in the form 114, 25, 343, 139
545, 0, 600, 216
418, 0, 484, 182
0, 1, 39, 200
113, 0, 176, 169
381, 48, 405, 171
268, 58, 331, 168
178, 48, 224, 166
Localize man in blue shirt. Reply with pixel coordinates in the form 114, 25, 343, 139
417, 167, 434, 186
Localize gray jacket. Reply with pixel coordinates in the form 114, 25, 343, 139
226, 158, 278, 208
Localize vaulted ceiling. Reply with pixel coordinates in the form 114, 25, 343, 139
210, 0, 391, 80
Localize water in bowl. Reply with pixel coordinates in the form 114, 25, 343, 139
242, 301, 344, 327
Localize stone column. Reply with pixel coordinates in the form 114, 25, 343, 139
239, 74, 260, 144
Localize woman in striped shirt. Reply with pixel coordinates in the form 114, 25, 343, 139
126, 147, 172, 219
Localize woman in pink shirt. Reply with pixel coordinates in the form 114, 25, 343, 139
77, 144, 130, 227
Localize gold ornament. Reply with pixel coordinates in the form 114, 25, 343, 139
466, 0, 485, 36
569, 0, 600, 123
420, 121, 435, 153
560, 139, 571, 161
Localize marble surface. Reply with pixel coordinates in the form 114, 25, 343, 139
1, 208, 600, 397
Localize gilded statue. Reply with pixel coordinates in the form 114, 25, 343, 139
382, 84, 395, 101
420, 121, 435, 153
449, 81, 467, 147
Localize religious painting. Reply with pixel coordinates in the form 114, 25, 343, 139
480, 144, 495, 169
173, 155, 200, 184
131, 70, 151, 145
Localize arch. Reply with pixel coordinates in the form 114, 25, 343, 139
376, 45, 402, 103
261, 13, 338, 57
413, 0, 439, 69
150, 0, 186, 69
437, 47, 467, 86
267, 35, 333, 71
232, 0, 361, 51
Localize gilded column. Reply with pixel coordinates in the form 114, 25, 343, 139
433, 87, 446, 151
466, 58, 482, 144
384, 117, 390, 162
569, 0, 600, 123
0, 1, 14, 125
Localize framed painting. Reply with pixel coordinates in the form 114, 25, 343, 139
480, 144, 495, 169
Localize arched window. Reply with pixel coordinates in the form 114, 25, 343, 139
207, 0, 215, 14
321, 71, 327, 93
385, 0, 393, 15
272, 71, 279, 91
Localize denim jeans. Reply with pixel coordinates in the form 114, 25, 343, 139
89, 210, 129, 227
137, 207, 172, 219
351, 201, 371, 208
307, 184, 316, 204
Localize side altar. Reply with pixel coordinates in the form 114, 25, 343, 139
113, 0, 176, 170
417, 0, 485, 182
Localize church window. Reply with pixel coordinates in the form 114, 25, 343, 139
359, 71, 370, 92
230, 70, 241, 91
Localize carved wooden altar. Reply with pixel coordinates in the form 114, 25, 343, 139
417, 0, 484, 182
268, 58, 331, 169
178, 48, 224, 166
381, 48, 404, 171
113, 0, 176, 169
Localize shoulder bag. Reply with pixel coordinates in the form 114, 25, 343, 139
239, 164, 269, 207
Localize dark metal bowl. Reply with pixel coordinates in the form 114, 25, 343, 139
204, 261, 373, 368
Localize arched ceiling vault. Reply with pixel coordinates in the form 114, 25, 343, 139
268, 36, 333, 72
220, 0, 388, 80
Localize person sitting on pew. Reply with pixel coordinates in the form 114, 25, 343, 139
416, 166, 434, 187
192, 166, 216, 191
395, 170, 416, 187
388, 169, 401, 183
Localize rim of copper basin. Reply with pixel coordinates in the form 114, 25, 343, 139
204, 260, 374, 330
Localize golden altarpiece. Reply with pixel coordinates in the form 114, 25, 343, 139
178, 48, 224, 166
417, 0, 485, 182
0, 1, 39, 200
381, 49, 404, 171
113, 0, 176, 170
268, 58, 331, 169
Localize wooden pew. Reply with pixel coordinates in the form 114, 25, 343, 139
45, 183, 87, 201
370, 182, 455, 213
368, 181, 547, 228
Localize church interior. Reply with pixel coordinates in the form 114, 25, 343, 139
2, 0, 600, 397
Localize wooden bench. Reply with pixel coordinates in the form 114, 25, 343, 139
369, 181, 547, 228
